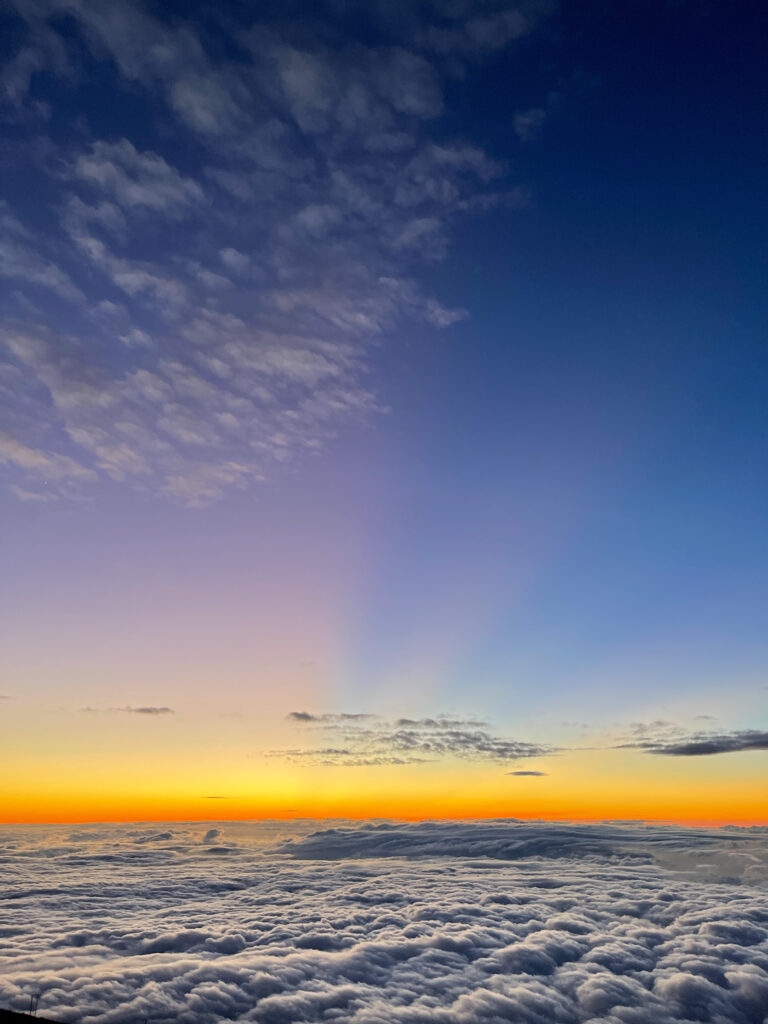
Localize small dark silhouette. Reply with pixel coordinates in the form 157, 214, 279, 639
0, 1010, 57, 1024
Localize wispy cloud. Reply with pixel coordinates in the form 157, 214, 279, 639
73, 139, 204, 215
609, 718, 768, 756
286, 711, 375, 724
81, 705, 175, 715
0, 430, 95, 480
513, 106, 547, 141
123, 705, 175, 715
622, 729, 768, 757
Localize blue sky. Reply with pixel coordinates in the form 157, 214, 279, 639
1, 0, 767, 820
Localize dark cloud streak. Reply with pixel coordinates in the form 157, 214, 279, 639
619, 729, 768, 757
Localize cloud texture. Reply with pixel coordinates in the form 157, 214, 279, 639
615, 723, 768, 758
627, 731, 768, 757
1, 820, 768, 1024
0, 0, 541, 503
275, 713, 555, 766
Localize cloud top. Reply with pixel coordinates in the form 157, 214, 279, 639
1, 819, 767, 1024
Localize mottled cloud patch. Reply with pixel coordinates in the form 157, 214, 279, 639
394, 716, 489, 729
73, 140, 204, 215
0, 0, 549, 504
0, 430, 95, 480
276, 711, 555, 766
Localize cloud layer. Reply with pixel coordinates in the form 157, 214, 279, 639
0, 0, 543, 503
1, 820, 768, 1024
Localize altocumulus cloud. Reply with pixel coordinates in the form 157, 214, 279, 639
274, 711, 556, 766
1, 820, 768, 1024
0, 0, 546, 504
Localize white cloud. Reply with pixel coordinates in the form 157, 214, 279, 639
0, 820, 767, 1024
9, 483, 56, 501
219, 247, 251, 273
420, 4, 552, 56
0, 236, 83, 302
514, 107, 547, 141
73, 139, 204, 214
0, 430, 95, 480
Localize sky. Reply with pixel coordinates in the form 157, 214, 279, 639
0, 0, 766, 824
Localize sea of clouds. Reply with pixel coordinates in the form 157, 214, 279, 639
1, 820, 768, 1024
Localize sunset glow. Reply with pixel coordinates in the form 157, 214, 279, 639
2, 4, 768, 1022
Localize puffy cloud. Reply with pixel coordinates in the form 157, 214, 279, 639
1, 820, 767, 1024
73, 140, 203, 214
0, 237, 84, 303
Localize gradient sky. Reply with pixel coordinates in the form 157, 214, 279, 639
1, 0, 766, 824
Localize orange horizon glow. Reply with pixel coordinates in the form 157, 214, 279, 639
5, 780, 767, 827
4, 810, 768, 827
4, 705, 766, 828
